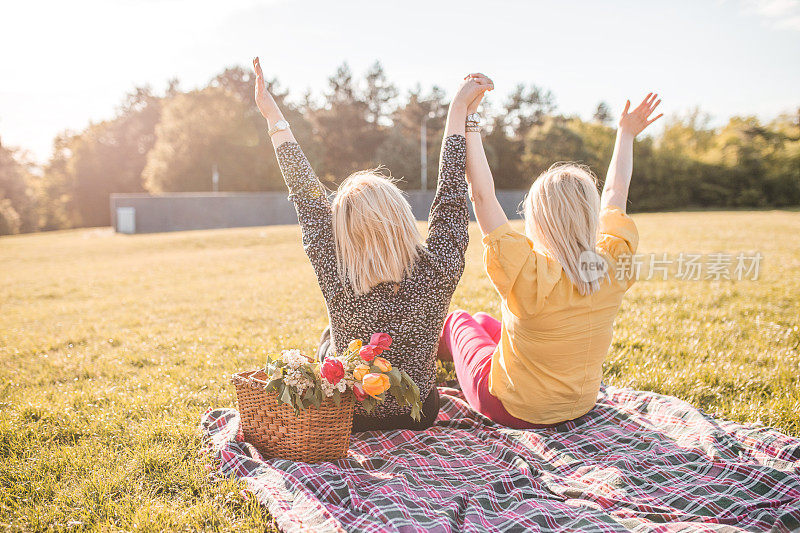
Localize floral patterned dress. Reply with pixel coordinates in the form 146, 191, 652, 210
275, 135, 468, 423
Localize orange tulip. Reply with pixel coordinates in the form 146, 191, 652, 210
362, 373, 390, 397
353, 364, 370, 381
348, 339, 363, 353
373, 357, 392, 372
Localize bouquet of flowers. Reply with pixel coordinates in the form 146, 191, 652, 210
264, 333, 423, 420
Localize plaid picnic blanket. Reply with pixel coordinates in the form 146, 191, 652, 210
200, 386, 800, 532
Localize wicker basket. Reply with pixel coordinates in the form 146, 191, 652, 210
232, 369, 355, 463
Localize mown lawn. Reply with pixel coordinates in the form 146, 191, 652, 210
1, 210, 799, 531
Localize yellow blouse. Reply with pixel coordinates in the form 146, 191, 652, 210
482, 207, 639, 424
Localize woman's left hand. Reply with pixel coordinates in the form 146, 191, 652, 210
452, 73, 493, 112
253, 57, 281, 122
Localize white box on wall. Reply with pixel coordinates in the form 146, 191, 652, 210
116, 207, 136, 234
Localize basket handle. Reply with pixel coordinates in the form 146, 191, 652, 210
232, 369, 270, 387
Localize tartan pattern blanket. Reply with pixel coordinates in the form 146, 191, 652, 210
200, 386, 800, 532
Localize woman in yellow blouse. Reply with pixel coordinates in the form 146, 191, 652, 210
439, 75, 663, 428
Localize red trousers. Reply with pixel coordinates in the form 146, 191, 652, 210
439, 310, 557, 430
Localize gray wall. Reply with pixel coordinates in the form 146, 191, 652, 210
110, 190, 528, 234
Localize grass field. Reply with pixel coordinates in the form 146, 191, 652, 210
2, 211, 799, 531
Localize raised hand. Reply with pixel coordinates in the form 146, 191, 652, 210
253, 57, 281, 122
452, 73, 493, 113
603, 93, 663, 211
464, 73, 494, 114
618, 93, 663, 137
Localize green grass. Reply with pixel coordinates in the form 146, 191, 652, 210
1, 210, 799, 531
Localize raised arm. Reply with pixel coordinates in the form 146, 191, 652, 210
462, 74, 507, 236
254, 57, 296, 149
424, 76, 490, 276
253, 57, 341, 296
602, 93, 663, 212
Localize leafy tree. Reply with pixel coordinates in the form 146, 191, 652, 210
36, 133, 78, 230
6, 62, 798, 235
593, 102, 612, 125
522, 117, 593, 177
143, 87, 262, 192
67, 88, 161, 226
0, 139, 37, 234
377, 86, 448, 188
0, 197, 21, 235
364, 61, 398, 125
304, 63, 386, 180
504, 83, 556, 137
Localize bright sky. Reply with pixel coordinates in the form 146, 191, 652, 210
1, 0, 799, 162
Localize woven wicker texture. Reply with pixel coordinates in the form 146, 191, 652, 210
232, 369, 355, 463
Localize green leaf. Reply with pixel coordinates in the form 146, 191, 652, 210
389, 386, 405, 405
332, 388, 341, 406
387, 368, 401, 387
404, 386, 416, 405
280, 385, 292, 405
266, 378, 282, 393
362, 397, 377, 413
293, 393, 303, 414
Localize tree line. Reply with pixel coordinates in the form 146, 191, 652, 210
1, 61, 798, 235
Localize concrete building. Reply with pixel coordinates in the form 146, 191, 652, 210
110, 190, 528, 234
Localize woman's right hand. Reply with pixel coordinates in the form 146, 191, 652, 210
452, 73, 493, 113
463, 73, 493, 114
618, 93, 662, 137
253, 57, 281, 122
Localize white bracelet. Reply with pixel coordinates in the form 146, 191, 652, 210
268, 119, 290, 137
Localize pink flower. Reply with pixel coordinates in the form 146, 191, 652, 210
370, 333, 392, 350
359, 345, 379, 362
321, 358, 344, 385
358, 333, 392, 361
352, 382, 368, 402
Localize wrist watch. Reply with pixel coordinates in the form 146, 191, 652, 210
268, 119, 290, 137
466, 112, 481, 133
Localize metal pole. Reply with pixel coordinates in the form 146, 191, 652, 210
420, 118, 427, 191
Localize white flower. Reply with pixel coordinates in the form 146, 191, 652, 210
320, 376, 336, 398
281, 349, 306, 369
282, 365, 314, 394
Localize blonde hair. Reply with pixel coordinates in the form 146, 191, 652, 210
331, 169, 423, 296
522, 162, 603, 295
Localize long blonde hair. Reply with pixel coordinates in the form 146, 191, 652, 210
331, 169, 423, 296
522, 162, 603, 295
